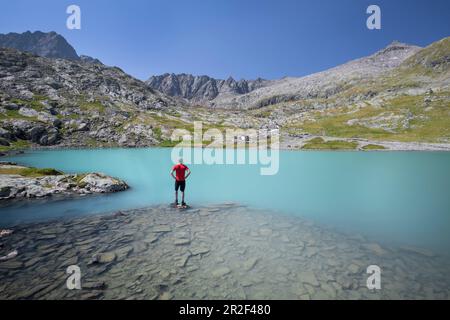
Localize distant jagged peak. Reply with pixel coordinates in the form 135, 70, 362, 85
146, 73, 270, 102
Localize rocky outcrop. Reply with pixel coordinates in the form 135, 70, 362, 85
0, 119, 61, 147
0, 164, 128, 200
78, 173, 129, 193
0, 31, 80, 60
0, 47, 174, 110
79, 55, 103, 65
146, 73, 269, 104
0, 43, 181, 149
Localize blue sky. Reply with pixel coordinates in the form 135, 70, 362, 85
1, 0, 449, 80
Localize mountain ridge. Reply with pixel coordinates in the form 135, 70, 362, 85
146, 73, 270, 104
182, 41, 424, 109
146, 40, 427, 109
0, 32, 449, 152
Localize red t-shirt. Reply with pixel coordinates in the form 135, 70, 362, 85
172, 163, 189, 181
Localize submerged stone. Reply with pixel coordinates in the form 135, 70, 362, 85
153, 225, 172, 233
93, 252, 116, 264
212, 267, 231, 278
174, 238, 191, 246
1, 204, 449, 300
298, 271, 320, 287
190, 246, 210, 256
243, 257, 259, 271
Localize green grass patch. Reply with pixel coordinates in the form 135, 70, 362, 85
79, 100, 106, 113
302, 137, 358, 150
10, 96, 47, 111
0, 139, 31, 152
158, 139, 180, 147
153, 126, 163, 140
0, 109, 38, 121
0, 167, 64, 177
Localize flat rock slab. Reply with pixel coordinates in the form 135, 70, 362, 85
243, 257, 259, 271
190, 247, 210, 256
212, 267, 232, 278
174, 238, 191, 246
298, 271, 319, 287
153, 225, 172, 233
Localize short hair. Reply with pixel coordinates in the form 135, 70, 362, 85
179, 158, 183, 163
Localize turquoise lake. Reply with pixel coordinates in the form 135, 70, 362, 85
1, 148, 450, 253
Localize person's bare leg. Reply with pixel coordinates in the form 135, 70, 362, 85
175, 191, 178, 204
181, 191, 185, 204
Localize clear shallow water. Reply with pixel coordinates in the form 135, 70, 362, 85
1, 148, 450, 253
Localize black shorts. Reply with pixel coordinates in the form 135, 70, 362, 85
175, 180, 186, 192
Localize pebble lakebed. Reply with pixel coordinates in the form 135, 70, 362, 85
1, 203, 449, 300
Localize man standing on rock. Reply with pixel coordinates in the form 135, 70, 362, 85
171, 158, 191, 207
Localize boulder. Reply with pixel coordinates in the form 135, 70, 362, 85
79, 173, 128, 193
39, 135, 50, 146
4, 103, 19, 111
77, 122, 90, 132
18, 107, 39, 118
38, 132, 59, 146
0, 186, 12, 198
27, 125, 47, 143
37, 112, 56, 122
47, 133, 60, 145
0, 127, 14, 140
5, 120, 34, 139
52, 119, 62, 128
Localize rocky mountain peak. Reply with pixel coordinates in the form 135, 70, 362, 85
0, 31, 80, 60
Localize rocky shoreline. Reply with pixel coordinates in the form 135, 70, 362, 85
281, 135, 450, 151
1, 203, 449, 300
0, 163, 129, 201
2, 135, 450, 158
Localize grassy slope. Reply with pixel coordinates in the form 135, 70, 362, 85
284, 37, 450, 143
286, 92, 449, 143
